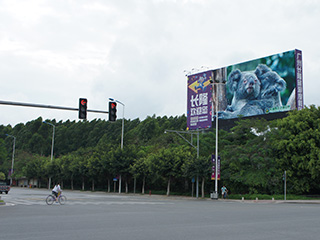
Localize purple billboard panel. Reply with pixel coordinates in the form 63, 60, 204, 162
295, 49, 303, 110
187, 71, 213, 130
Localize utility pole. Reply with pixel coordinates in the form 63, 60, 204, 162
284, 170, 287, 201
5, 134, 16, 186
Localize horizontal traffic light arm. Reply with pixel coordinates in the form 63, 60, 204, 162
0, 100, 108, 114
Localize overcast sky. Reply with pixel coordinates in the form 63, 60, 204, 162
1, 0, 319, 126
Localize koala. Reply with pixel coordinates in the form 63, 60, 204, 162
219, 64, 288, 119
220, 69, 261, 118
239, 98, 273, 116
255, 64, 287, 107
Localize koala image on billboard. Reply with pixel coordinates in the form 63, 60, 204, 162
187, 49, 303, 129
220, 49, 303, 119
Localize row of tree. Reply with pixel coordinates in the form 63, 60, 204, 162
1, 105, 320, 196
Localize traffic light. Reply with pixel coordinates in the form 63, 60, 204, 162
79, 98, 87, 119
109, 101, 117, 121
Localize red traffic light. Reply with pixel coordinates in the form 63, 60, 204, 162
79, 98, 87, 119
109, 101, 117, 121
80, 99, 87, 106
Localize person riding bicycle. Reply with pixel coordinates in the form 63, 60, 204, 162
221, 185, 228, 199
52, 183, 62, 202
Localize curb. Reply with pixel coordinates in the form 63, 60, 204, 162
219, 199, 320, 204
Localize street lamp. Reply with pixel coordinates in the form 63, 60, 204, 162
109, 98, 125, 193
5, 134, 16, 186
43, 121, 55, 189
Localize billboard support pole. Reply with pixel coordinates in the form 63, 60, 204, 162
214, 87, 218, 198
214, 84, 219, 199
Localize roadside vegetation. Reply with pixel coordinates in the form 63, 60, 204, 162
1, 105, 320, 198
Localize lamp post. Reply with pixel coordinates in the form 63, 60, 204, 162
109, 98, 125, 193
5, 134, 16, 186
43, 121, 55, 189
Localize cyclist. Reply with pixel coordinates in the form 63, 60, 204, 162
52, 183, 62, 202
221, 185, 228, 199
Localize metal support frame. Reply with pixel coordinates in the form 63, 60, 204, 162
164, 129, 200, 198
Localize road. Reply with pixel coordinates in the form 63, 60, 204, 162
1, 187, 320, 240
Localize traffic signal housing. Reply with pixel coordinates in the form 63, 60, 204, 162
109, 101, 117, 121
79, 98, 87, 119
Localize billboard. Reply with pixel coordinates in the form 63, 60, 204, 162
187, 71, 213, 130
186, 49, 303, 128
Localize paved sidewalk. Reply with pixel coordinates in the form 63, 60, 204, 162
220, 198, 320, 204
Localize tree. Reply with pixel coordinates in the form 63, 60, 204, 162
220, 118, 278, 194
0, 138, 9, 177
136, 115, 160, 143
28, 133, 46, 155
3, 109, 320, 196
151, 146, 190, 196
110, 145, 137, 193
182, 155, 211, 198
23, 155, 48, 188
87, 151, 103, 191
273, 106, 320, 194
0, 172, 5, 181
130, 148, 151, 194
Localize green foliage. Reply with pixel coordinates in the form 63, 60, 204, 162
1, 108, 320, 196
272, 105, 320, 194
23, 155, 49, 187
0, 172, 5, 180
219, 118, 279, 194
0, 138, 9, 176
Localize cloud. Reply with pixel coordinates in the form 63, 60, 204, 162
1, 0, 320, 126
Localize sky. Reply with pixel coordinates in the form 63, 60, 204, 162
1, 0, 319, 127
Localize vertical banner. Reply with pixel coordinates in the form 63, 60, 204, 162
8, 169, 14, 177
295, 49, 304, 110
211, 154, 220, 180
187, 71, 213, 130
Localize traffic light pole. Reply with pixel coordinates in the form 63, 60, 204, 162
109, 98, 125, 194
0, 100, 108, 114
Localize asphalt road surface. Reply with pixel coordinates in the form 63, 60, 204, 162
1, 187, 320, 240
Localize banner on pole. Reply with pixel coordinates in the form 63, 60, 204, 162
211, 155, 220, 180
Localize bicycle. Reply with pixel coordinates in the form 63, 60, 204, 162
46, 192, 67, 205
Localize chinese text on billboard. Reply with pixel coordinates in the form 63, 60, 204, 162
187, 71, 213, 130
